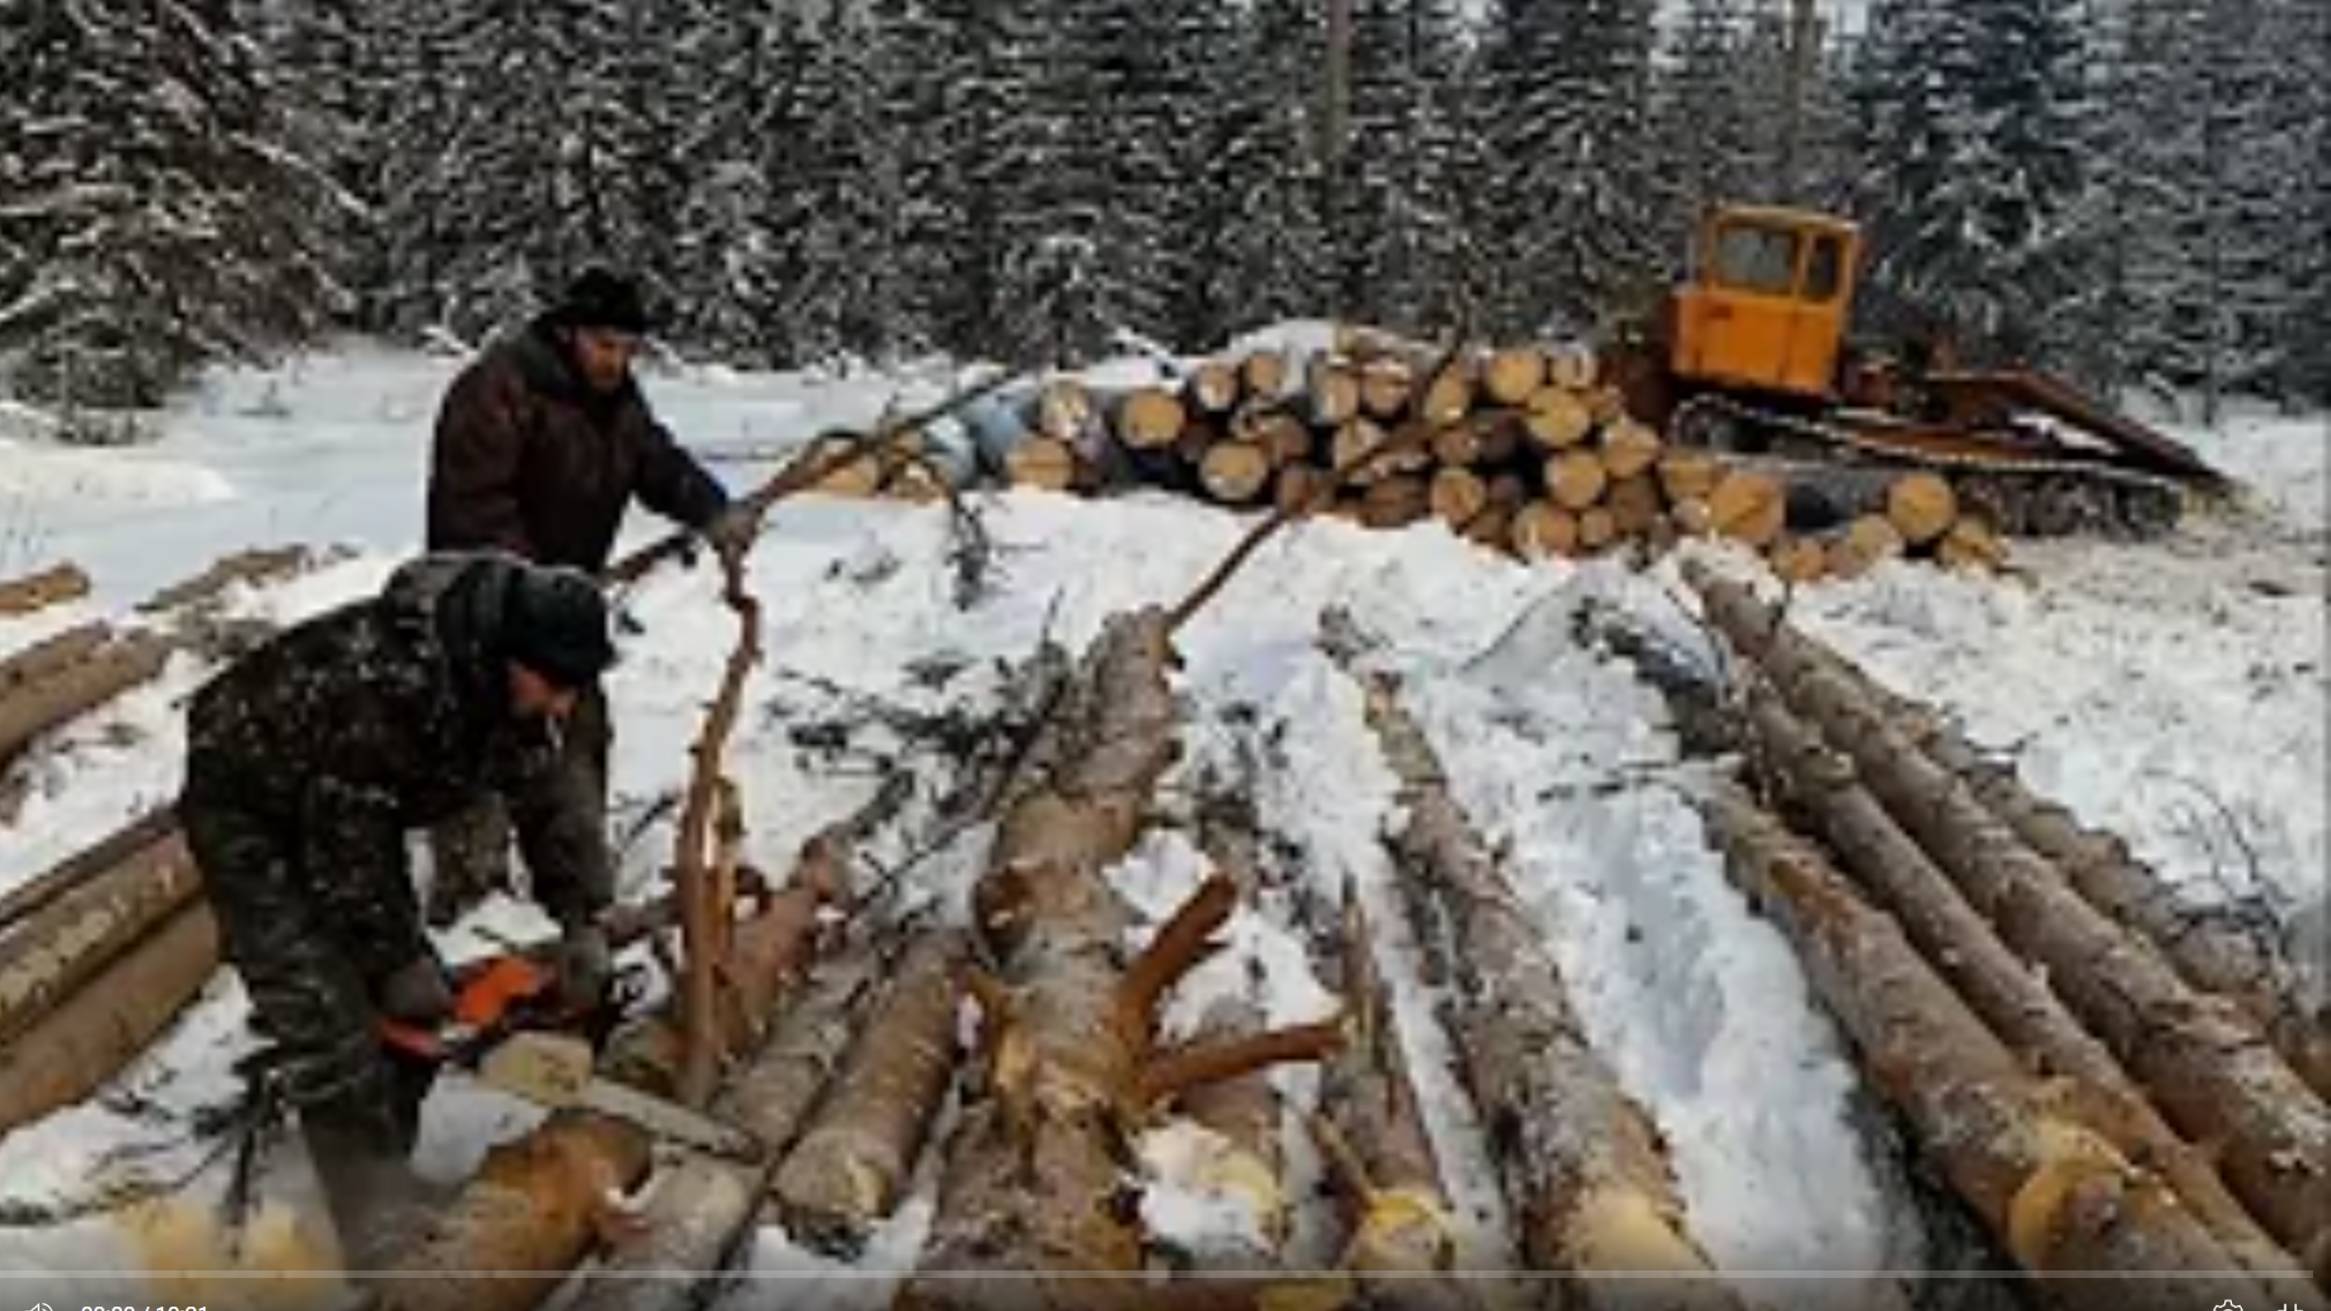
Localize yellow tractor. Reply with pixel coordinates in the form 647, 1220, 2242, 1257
1612, 204, 2228, 537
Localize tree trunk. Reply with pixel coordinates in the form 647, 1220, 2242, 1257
375, 1111, 653, 1311
1691, 565, 2331, 1269
1886, 473, 1958, 546
1546, 450, 1608, 511
1733, 678, 2314, 1294
0, 829, 200, 1046
1200, 443, 1273, 505
1701, 785, 2270, 1310
1311, 889, 1476, 1311
903, 611, 1336, 1309
1483, 347, 1547, 406
1846, 658, 2331, 1106
0, 562, 90, 617
1429, 467, 1489, 529
0, 632, 172, 762
1328, 618, 1738, 1308
772, 930, 967, 1257
0, 902, 218, 1133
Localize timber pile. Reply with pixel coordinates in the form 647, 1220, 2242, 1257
1651, 561, 2331, 1300
818, 329, 2009, 583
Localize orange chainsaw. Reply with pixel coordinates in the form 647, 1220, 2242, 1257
377, 949, 761, 1161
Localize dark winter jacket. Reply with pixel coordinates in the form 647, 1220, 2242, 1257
180, 553, 613, 975
427, 317, 729, 571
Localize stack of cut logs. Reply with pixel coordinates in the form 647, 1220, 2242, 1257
814, 327, 2009, 580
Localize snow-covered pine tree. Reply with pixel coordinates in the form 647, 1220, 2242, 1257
1335, 0, 1478, 336
1193, 0, 1334, 344
0, 0, 342, 413
1477, 0, 1664, 340
1652, 0, 1760, 240
1851, 0, 2095, 369
249, 0, 388, 324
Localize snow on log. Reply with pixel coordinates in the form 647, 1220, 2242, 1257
0, 621, 108, 698
1834, 653, 2331, 1105
1310, 889, 1476, 1311
375, 1111, 653, 1311
1701, 786, 2267, 1309
1482, 346, 1547, 406
138, 546, 309, 615
0, 631, 172, 762
0, 807, 178, 930
0, 902, 218, 1134
1171, 995, 1291, 1267
902, 610, 1339, 1309
772, 929, 967, 1257
0, 561, 90, 617
0, 828, 199, 1046
1690, 564, 2331, 1268
1732, 677, 2313, 1292
1326, 615, 1737, 1306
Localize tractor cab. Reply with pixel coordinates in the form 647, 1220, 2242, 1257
1670, 205, 1861, 401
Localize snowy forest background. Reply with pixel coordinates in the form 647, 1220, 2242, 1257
0, 0, 2323, 424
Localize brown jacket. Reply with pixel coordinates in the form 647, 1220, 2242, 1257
427, 318, 728, 571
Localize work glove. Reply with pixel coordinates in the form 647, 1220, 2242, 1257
701, 502, 757, 569
554, 921, 613, 1004
379, 954, 455, 1026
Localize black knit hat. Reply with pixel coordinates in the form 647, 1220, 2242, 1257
501, 565, 617, 688
553, 267, 651, 334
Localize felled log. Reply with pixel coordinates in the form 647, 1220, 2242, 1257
1606, 476, 1663, 539
1887, 473, 1958, 546
1200, 443, 1274, 505
1007, 435, 1081, 491
1312, 889, 1474, 1311
1825, 515, 1904, 580
1734, 677, 2313, 1292
1657, 450, 1723, 505
772, 929, 966, 1257
806, 433, 886, 496
1359, 474, 1429, 530
1769, 536, 1828, 585
1483, 346, 1547, 406
0, 621, 108, 699
1171, 995, 1290, 1268
1548, 343, 1599, 390
1418, 361, 1475, 426
139, 546, 309, 614
1240, 351, 1289, 400
1524, 387, 1593, 450
0, 829, 199, 1045
0, 902, 218, 1134
1577, 506, 1618, 553
1233, 407, 1313, 469
1306, 357, 1362, 427
1429, 467, 1489, 529
1692, 564, 2331, 1267
1702, 785, 2267, 1310
1599, 417, 1662, 482
1329, 618, 1737, 1307
1670, 497, 1714, 538
0, 562, 90, 617
1328, 417, 1390, 480
1111, 388, 1187, 451
1274, 464, 1329, 517
1185, 361, 1243, 416
1838, 653, 2331, 1104
1359, 357, 1416, 420
1706, 470, 1784, 548
375, 1111, 653, 1311
903, 611, 1339, 1310
1512, 502, 1580, 562
1937, 515, 2008, 572
0, 807, 177, 930
1545, 450, 1608, 511
0, 631, 172, 762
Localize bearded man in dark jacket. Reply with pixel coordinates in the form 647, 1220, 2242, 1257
178, 551, 622, 1266
422, 269, 752, 923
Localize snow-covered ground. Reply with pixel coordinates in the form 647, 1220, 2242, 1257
0, 346, 2321, 1308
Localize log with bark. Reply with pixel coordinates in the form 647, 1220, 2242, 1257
1690, 563, 2331, 1270
1326, 615, 1739, 1308
1577, 506, 1618, 553
1512, 502, 1580, 562
1730, 676, 2314, 1294
1358, 356, 1417, 419
1936, 515, 2008, 572
1306, 357, 1363, 427
0, 807, 179, 930
1545, 450, 1608, 511
1185, 362, 1243, 417
0, 621, 109, 698
1825, 515, 1904, 580
1656, 450, 1724, 506
1200, 442, 1275, 505
1168, 995, 1290, 1269
1701, 784, 2271, 1310
1886, 472, 1958, 546
0, 902, 218, 1134
1548, 343, 1599, 391
1008, 435, 1083, 491
1359, 474, 1430, 530
0, 828, 200, 1046
1599, 417, 1662, 482
1606, 475, 1663, 539
1429, 467, 1489, 530
1705, 470, 1785, 548
0, 561, 91, 617
1524, 387, 1594, 450
1310, 888, 1476, 1311
771, 929, 966, 1256
1241, 350, 1290, 401
1816, 637, 2331, 1105
0, 631, 172, 762
138, 546, 310, 614
1419, 360, 1476, 426
900, 611, 1341, 1310
1111, 388, 1189, 451
1482, 346, 1547, 406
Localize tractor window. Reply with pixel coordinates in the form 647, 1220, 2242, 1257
1805, 234, 1845, 300
1712, 224, 1801, 296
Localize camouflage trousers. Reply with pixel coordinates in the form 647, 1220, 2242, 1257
425, 681, 610, 927
179, 796, 436, 1152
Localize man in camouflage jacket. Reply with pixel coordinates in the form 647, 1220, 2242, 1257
178, 551, 621, 1265
421, 268, 752, 923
